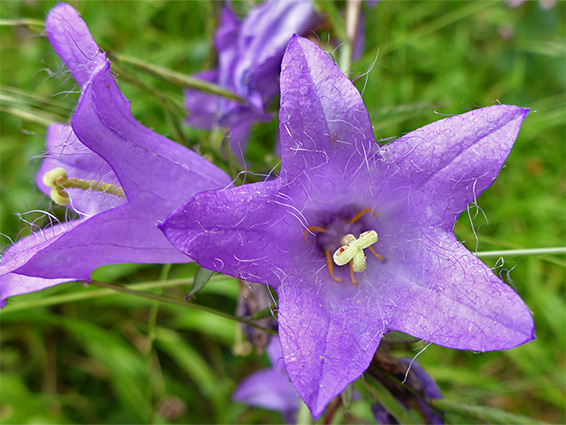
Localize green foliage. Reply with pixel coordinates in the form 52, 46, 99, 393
0, 1, 564, 424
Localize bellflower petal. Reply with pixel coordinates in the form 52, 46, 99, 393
160, 180, 293, 284
162, 36, 534, 418
278, 35, 377, 181
45, 3, 106, 88
277, 278, 385, 415
0, 3, 231, 305
378, 229, 535, 350
380, 104, 530, 230
0, 222, 81, 307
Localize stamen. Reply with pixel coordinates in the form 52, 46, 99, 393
349, 261, 358, 285
303, 226, 327, 243
349, 208, 377, 224
326, 250, 343, 282
368, 246, 384, 260
42, 168, 126, 206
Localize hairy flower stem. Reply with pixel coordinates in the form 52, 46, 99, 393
0, 18, 45, 31
476, 247, 566, 257
90, 281, 277, 335
0, 277, 228, 313
339, 0, 362, 75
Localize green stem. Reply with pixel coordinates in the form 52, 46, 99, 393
0, 276, 229, 312
0, 18, 45, 29
476, 247, 566, 258
0, 105, 62, 126
89, 281, 277, 335
340, 0, 362, 75
108, 52, 245, 103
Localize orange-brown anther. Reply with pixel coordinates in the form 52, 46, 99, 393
349, 260, 358, 284
368, 246, 384, 260
326, 250, 343, 282
303, 226, 327, 243
349, 208, 378, 224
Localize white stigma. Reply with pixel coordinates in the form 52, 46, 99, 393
332, 230, 378, 272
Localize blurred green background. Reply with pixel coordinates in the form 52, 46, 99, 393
0, 1, 564, 423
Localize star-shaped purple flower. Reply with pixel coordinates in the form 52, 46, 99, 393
161, 36, 535, 418
0, 3, 231, 306
185, 0, 318, 163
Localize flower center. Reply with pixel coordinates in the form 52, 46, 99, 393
43, 168, 126, 206
304, 208, 382, 284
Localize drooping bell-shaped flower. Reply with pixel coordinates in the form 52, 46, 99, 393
0, 3, 231, 306
185, 0, 318, 163
161, 36, 535, 418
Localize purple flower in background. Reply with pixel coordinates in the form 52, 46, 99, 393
507, 0, 555, 9
369, 353, 444, 424
234, 337, 299, 423
0, 3, 231, 306
185, 0, 318, 163
398, 358, 443, 424
161, 36, 534, 418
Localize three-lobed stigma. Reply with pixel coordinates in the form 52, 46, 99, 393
42, 167, 126, 206
304, 208, 383, 284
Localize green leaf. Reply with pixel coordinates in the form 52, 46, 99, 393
433, 399, 543, 424
186, 267, 216, 300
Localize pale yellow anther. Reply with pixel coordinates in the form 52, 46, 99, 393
333, 230, 378, 273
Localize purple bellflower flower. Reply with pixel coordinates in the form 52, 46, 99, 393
160, 36, 535, 418
0, 3, 231, 307
233, 337, 300, 424
185, 0, 318, 163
